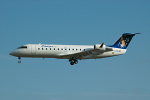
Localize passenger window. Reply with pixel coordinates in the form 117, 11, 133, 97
72, 49, 74, 51
54, 48, 55, 50
61, 48, 63, 50
42, 48, 43, 50
46, 48, 47, 50
58, 48, 59, 50
69, 48, 70, 50
50, 48, 51, 50
76, 49, 78, 51
38, 48, 40, 50
80, 49, 81, 51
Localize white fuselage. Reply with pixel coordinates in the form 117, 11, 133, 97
10, 44, 127, 60
9, 33, 138, 65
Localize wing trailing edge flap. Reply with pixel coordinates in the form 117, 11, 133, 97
59, 47, 113, 60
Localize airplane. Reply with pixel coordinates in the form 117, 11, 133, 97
9, 33, 140, 65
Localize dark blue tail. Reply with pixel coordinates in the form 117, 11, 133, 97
111, 33, 139, 49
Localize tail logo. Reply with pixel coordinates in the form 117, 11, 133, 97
118, 37, 126, 48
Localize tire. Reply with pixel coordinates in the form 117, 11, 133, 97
74, 60, 78, 64
70, 62, 74, 65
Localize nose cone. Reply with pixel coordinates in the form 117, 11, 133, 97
9, 50, 19, 57
9, 52, 13, 55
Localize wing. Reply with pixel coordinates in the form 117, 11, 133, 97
59, 49, 97, 60
59, 42, 113, 60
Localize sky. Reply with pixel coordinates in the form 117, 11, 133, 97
0, 0, 150, 100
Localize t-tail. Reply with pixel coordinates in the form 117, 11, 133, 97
111, 33, 140, 49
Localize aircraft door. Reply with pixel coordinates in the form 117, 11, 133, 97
31, 45, 36, 54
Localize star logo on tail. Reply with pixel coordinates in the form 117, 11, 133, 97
120, 43, 125, 48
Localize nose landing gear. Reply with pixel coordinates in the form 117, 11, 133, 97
18, 57, 21, 63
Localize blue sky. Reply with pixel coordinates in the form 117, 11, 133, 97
0, 0, 150, 100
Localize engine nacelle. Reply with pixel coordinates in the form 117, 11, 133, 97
94, 44, 106, 51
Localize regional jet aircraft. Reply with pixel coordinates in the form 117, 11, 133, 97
9, 33, 139, 65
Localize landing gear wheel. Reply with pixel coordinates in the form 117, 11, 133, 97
70, 62, 74, 65
18, 57, 21, 64
18, 61, 21, 63
69, 58, 78, 65
74, 60, 78, 64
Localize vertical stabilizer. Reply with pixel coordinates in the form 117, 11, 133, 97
111, 33, 139, 49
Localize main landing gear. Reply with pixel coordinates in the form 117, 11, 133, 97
18, 57, 21, 63
69, 59, 78, 65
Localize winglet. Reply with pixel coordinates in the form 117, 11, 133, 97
99, 42, 104, 48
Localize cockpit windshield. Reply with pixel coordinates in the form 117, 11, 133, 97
17, 46, 27, 49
